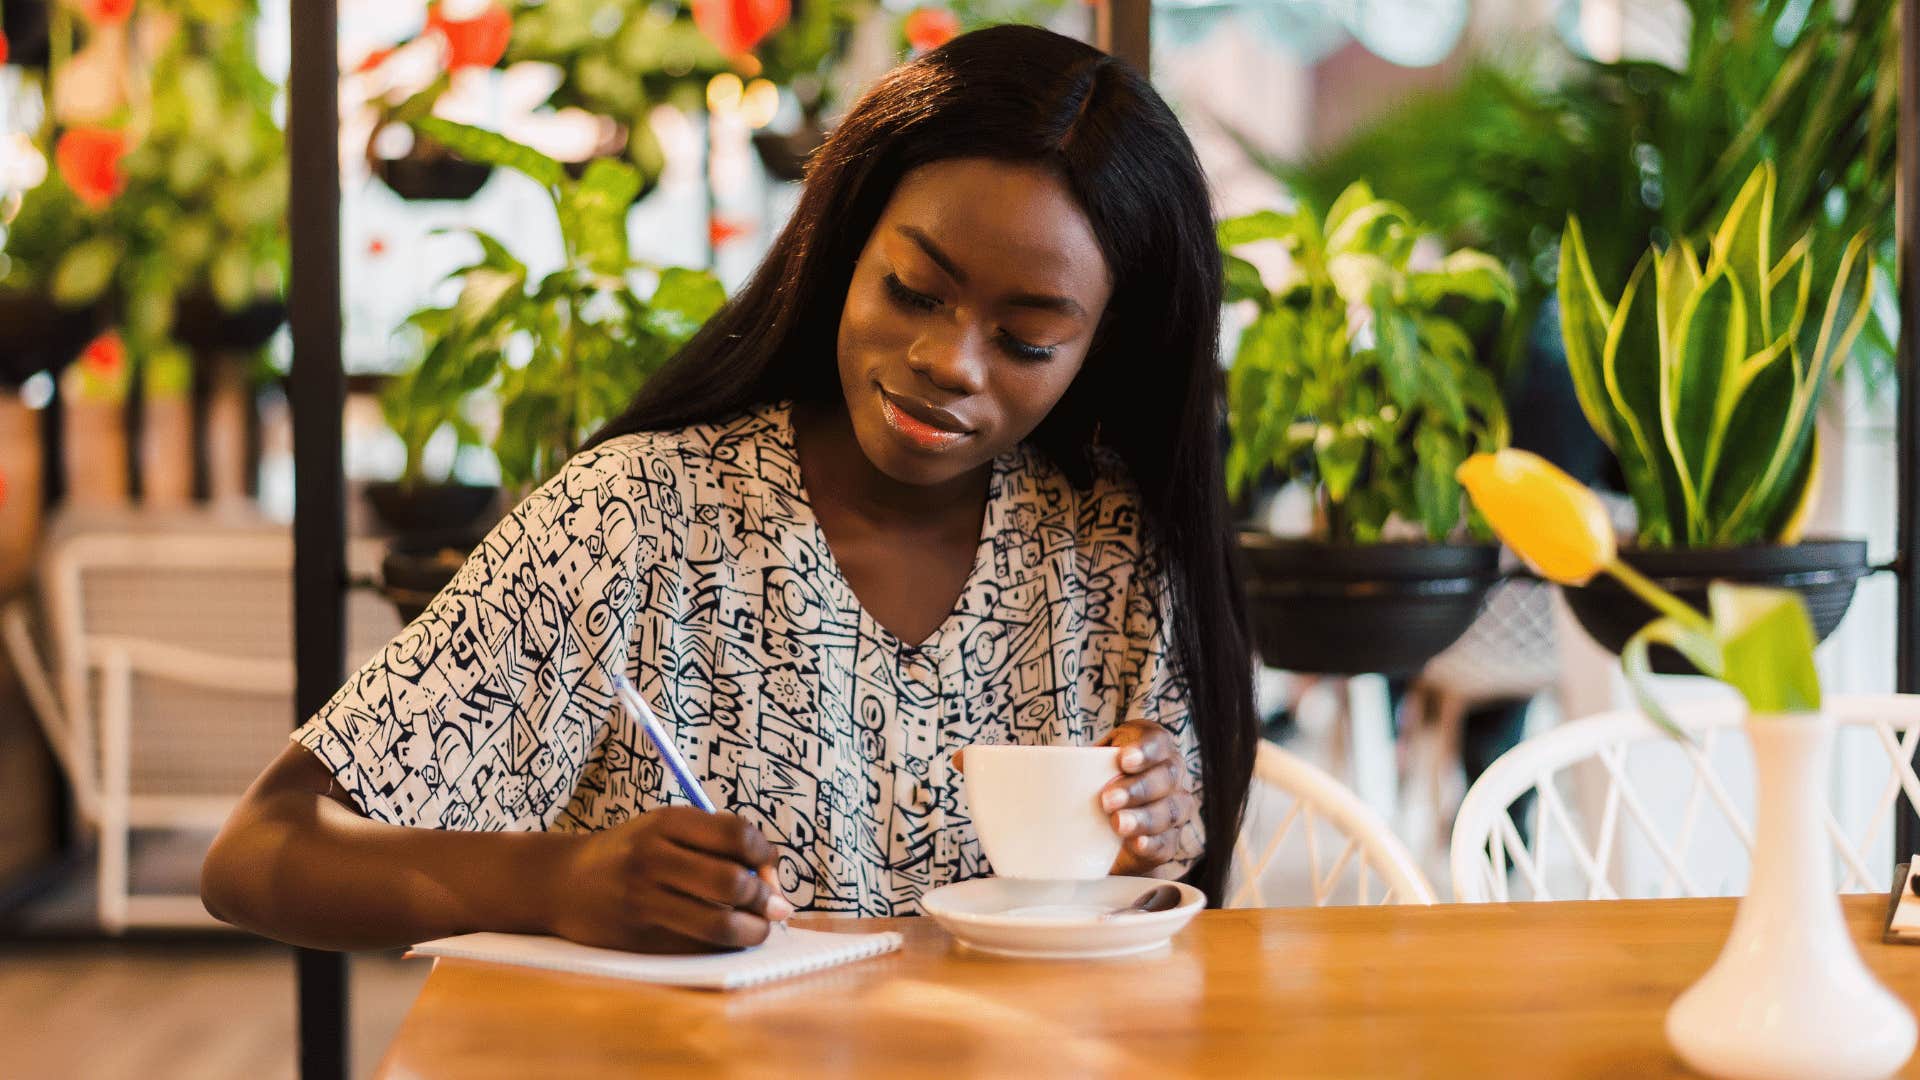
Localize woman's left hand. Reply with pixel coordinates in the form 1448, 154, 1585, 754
1099, 720, 1196, 876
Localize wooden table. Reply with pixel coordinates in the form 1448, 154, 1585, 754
377, 895, 1920, 1078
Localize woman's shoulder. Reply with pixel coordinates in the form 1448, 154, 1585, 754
558, 403, 788, 491
1007, 440, 1151, 548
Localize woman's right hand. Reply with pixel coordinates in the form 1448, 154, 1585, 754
547, 807, 792, 953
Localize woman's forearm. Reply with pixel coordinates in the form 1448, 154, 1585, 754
201, 749, 580, 951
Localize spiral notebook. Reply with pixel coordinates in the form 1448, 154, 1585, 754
409, 925, 904, 991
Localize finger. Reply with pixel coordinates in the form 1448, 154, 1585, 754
1112, 793, 1187, 838
654, 842, 772, 912
1100, 761, 1177, 812
1124, 829, 1177, 864
664, 811, 775, 867
640, 883, 773, 950
952, 748, 965, 775
1106, 722, 1175, 773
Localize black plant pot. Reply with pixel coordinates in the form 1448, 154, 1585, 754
1238, 534, 1503, 676
364, 481, 499, 539
381, 527, 487, 623
751, 122, 828, 183
172, 293, 288, 353
373, 151, 495, 201
0, 289, 106, 385
1562, 539, 1872, 675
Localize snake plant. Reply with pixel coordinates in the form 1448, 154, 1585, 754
1558, 161, 1873, 548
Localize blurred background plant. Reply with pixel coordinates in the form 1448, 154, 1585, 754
1255, 0, 1896, 392
1221, 181, 1514, 543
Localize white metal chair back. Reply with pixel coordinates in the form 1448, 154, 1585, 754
1450, 693, 1920, 903
4, 522, 399, 929
1228, 741, 1436, 908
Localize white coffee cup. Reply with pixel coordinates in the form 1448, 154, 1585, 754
962, 744, 1123, 880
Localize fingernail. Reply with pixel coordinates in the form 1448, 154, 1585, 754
766, 895, 795, 921
1121, 748, 1145, 770
1117, 810, 1139, 834
1102, 789, 1127, 811
1135, 836, 1153, 852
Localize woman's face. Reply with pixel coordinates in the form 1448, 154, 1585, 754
835, 158, 1115, 487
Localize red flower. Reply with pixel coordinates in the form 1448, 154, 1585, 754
354, 46, 397, 74
55, 127, 130, 210
904, 8, 960, 53
77, 0, 135, 25
368, 236, 388, 257
80, 330, 125, 380
709, 215, 748, 249
691, 0, 790, 57
427, 3, 513, 70
1, 30, 11, 67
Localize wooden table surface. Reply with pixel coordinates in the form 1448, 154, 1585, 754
376, 895, 1920, 1079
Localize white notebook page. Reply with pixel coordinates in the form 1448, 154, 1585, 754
410, 925, 904, 991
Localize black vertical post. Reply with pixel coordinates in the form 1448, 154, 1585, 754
288, 0, 349, 1074
1895, 0, 1920, 863
1094, 0, 1152, 78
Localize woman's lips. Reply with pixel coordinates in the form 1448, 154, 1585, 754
879, 388, 971, 451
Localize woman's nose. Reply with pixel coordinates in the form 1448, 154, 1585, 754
906, 318, 988, 396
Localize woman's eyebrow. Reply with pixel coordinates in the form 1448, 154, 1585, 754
896, 225, 1088, 319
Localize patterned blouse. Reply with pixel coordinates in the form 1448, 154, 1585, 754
294, 400, 1202, 916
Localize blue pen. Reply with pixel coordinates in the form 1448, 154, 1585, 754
611, 673, 717, 813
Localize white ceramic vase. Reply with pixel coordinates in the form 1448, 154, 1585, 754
1666, 712, 1916, 1080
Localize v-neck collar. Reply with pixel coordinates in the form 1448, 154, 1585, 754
767, 399, 1008, 655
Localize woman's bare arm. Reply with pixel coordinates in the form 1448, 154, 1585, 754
200, 745, 788, 952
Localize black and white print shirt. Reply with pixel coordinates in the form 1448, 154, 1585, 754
295, 400, 1202, 916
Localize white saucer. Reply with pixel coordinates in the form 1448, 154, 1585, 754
920, 876, 1205, 960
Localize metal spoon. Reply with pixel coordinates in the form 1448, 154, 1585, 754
1100, 884, 1183, 920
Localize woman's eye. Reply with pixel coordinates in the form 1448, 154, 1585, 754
883, 273, 940, 312
996, 333, 1057, 362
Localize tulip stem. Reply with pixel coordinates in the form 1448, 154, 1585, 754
1604, 559, 1714, 635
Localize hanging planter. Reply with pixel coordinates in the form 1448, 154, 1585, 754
1561, 540, 1870, 675
0, 289, 107, 384
751, 118, 827, 182
171, 292, 287, 353
372, 139, 495, 201
380, 527, 485, 624
1240, 535, 1502, 676
364, 480, 499, 539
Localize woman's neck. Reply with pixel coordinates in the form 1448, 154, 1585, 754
790, 398, 990, 526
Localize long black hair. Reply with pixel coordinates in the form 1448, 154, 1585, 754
586, 24, 1257, 904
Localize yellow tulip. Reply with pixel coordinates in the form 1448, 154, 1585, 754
1456, 449, 1617, 585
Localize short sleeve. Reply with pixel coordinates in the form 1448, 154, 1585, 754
293, 441, 656, 831
1121, 537, 1206, 881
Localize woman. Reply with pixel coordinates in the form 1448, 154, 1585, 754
202, 24, 1257, 953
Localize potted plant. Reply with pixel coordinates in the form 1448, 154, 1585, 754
375, 117, 725, 620
1553, 161, 1874, 672
1221, 182, 1516, 675
363, 311, 500, 543
1459, 447, 1916, 1080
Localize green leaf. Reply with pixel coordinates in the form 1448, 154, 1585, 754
1664, 268, 1746, 543
646, 267, 725, 345
1710, 583, 1821, 714
1323, 182, 1377, 244
1217, 211, 1296, 250
560, 158, 642, 275
1412, 425, 1464, 538
452, 267, 527, 332
1656, 241, 1703, 351
1222, 252, 1267, 305
1373, 295, 1421, 410
1602, 252, 1684, 543
1705, 343, 1797, 543
1708, 162, 1774, 357
415, 118, 565, 189
51, 236, 123, 305
1557, 217, 1619, 451
1622, 616, 1723, 742
1328, 253, 1392, 306
1408, 249, 1515, 308
1316, 432, 1366, 504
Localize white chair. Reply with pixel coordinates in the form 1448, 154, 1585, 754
1450, 694, 1920, 903
4, 514, 398, 931
1227, 740, 1436, 907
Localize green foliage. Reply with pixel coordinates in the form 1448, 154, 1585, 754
388, 120, 724, 490
1622, 583, 1820, 738
1558, 163, 1872, 547
1221, 183, 1515, 543
1269, 0, 1896, 388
